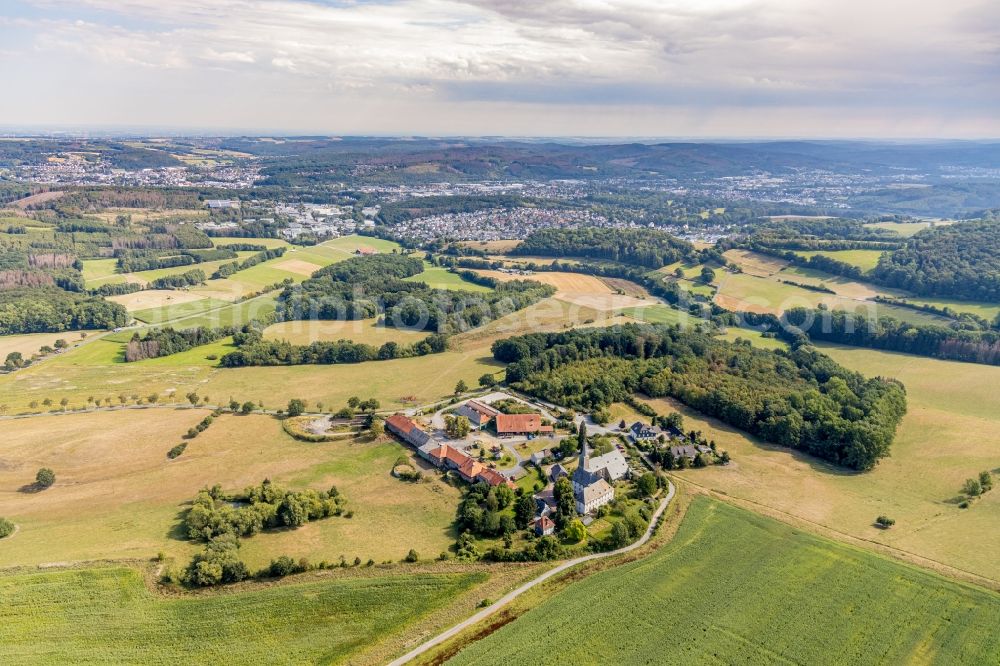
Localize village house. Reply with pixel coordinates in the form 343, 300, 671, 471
669, 443, 713, 463
628, 421, 662, 442
533, 515, 555, 537
529, 449, 551, 466
495, 413, 554, 438
549, 463, 569, 483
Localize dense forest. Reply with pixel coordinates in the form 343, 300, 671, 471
276, 253, 555, 336
0, 287, 128, 334
870, 220, 1000, 300
493, 324, 907, 470
512, 227, 700, 269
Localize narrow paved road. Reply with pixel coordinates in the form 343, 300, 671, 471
387, 480, 676, 666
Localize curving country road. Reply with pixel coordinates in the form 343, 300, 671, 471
387, 480, 676, 666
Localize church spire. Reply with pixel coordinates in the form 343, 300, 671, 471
578, 422, 588, 471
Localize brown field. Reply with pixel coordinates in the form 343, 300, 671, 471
475, 270, 651, 311
600, 277, 652, 299
263, 319, 428, 346
9, 191, 64, 210
90, 207, 209, 224
107, 290, 207, 312
0, 331, 92, 361
0, 410, 461, 568
273, 259, 322, 276
644, 344, 1000, 583
722, 249, 788, 277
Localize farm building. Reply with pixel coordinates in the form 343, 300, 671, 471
669, 444, 713, 462
386, 414, 432, 449
495, 413, 554, 437
425, 443, 515, 489
454, 400, 499, 429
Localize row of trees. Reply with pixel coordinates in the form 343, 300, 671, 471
493, 324, 907, 471
511, 227, 699, 269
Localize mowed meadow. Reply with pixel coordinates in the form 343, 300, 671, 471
0, 410, 461, 568
446, 498, 1000, 665
651, 344, 1000, 583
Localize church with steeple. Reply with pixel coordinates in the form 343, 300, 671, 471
571, 428, 616, 515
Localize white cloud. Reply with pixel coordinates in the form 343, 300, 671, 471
2, 0, 998, 135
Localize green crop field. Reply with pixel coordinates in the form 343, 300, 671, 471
794, 248, 886, 272
900, 297, 1000, 321
132, 297, 231, 324
0, 566, 483, 664
448, 498, 1000, 665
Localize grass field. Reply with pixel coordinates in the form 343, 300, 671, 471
131, 298, 233, 325
263, 319, 429, 346
476, 269, 649, 311
0, 410, 462, 568
404, 265, 493, 293
644, 343, 1000, 583
448, 498, 1000, 665
0, 566, 483, 664
864, 220, 953, 237
795, 248, 886, 272
900, 297, 1000, 321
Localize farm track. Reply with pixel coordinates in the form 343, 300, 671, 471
388, 480, 676, 666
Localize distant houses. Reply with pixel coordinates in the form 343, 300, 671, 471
205, 199, 240, 210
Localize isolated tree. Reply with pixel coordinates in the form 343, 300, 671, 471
553, 476, 576, 528
445, 415, 471, 439
455, 379, 468, 395
875, 515, 895, 528
564, 518, 587, 543
42, 398, 52, 407
287, 398, 306, 417
637, 472, 657, 497
186, 392, 199, 406
369, 418, 385, 439
404, 549, 419, 563
35, 467, 56, 489
963, 478, 983, 497
478, 373, 497, 388
54, 339, 67, 349
147, 393, 159, 405
360, 398, 380, 413
979, 471, 993, 492
699, 267, 716, 284
347, 396, 360, 410
514, 493, 535, 528
240, 401, 255, 414
59, 397, 69, 410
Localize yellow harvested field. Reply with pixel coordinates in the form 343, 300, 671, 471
0, 410, 461, 568
107, 290, 207, 311
722, 249, 788, 277
274, 259, 322, 276
0, 331, 92, 360
263, 319, 428, 346
474, 270, 650, 311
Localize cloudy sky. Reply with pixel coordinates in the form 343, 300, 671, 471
1, 0, 997, 137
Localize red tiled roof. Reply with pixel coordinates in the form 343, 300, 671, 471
495, 413, 552, 434
466, 400, 500, 418
476, 467, 514, 488
386, 413, 417, 435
